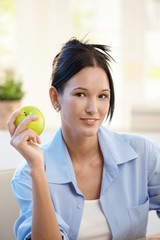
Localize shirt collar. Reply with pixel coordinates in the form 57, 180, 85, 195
98, 126, 138, 166
98, 126, 138, 194
43, 126, 138, 184
43, 129, 76, 184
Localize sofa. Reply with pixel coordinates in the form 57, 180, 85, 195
0, 169, 19, 240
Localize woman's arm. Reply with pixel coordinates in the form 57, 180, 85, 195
31, 164, 62, 240
7, 110, 62, 240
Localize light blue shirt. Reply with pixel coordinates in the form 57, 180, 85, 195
12, 126, 160, 240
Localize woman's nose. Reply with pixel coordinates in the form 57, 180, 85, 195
85, 99, 98, 114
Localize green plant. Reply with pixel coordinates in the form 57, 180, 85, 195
0, 70, 25, 100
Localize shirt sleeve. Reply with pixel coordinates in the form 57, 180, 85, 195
12, 162, 70, 240
147, 140, 160, 218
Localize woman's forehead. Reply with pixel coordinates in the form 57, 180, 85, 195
63, 67, 110, 90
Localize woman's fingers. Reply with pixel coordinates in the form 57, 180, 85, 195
13, 115, 39, 137
7, 109, 20, 136
7, 109, 39, 136
10, 128, 41, 150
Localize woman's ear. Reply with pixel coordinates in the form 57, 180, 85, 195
49, 86, 61, 112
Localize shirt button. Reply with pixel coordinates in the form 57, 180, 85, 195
77, 204, 82, 209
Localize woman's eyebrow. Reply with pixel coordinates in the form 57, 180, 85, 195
101, 89, 110, 92
72, 87, 88, 91
72, 87, 110, 91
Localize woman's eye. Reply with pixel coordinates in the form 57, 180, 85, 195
75, 93, 85, 97
99, 94, 109, 99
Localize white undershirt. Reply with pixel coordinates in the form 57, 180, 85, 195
78, 199, 112, 240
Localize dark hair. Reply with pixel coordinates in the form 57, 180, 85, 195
51, 38, 115, 121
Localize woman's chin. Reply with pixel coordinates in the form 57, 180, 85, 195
80, 128, 99, 138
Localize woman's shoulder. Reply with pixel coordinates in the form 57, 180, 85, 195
101, 125, 160, 153
12, 160, 31, 182
118, 130, 158, 150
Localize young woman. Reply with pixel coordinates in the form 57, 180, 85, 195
7, 38, 160, 240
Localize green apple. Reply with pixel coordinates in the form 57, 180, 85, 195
14, 105, 45, 135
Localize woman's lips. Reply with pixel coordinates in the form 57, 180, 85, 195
80, 118, 98, 125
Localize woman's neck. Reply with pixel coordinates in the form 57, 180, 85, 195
62, 130, 100, 165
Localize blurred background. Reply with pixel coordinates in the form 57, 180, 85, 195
0, 0, 160, 132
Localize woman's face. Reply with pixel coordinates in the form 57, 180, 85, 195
58, 67, 110, 139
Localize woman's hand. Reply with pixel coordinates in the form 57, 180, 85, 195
7, 109, 44, 169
